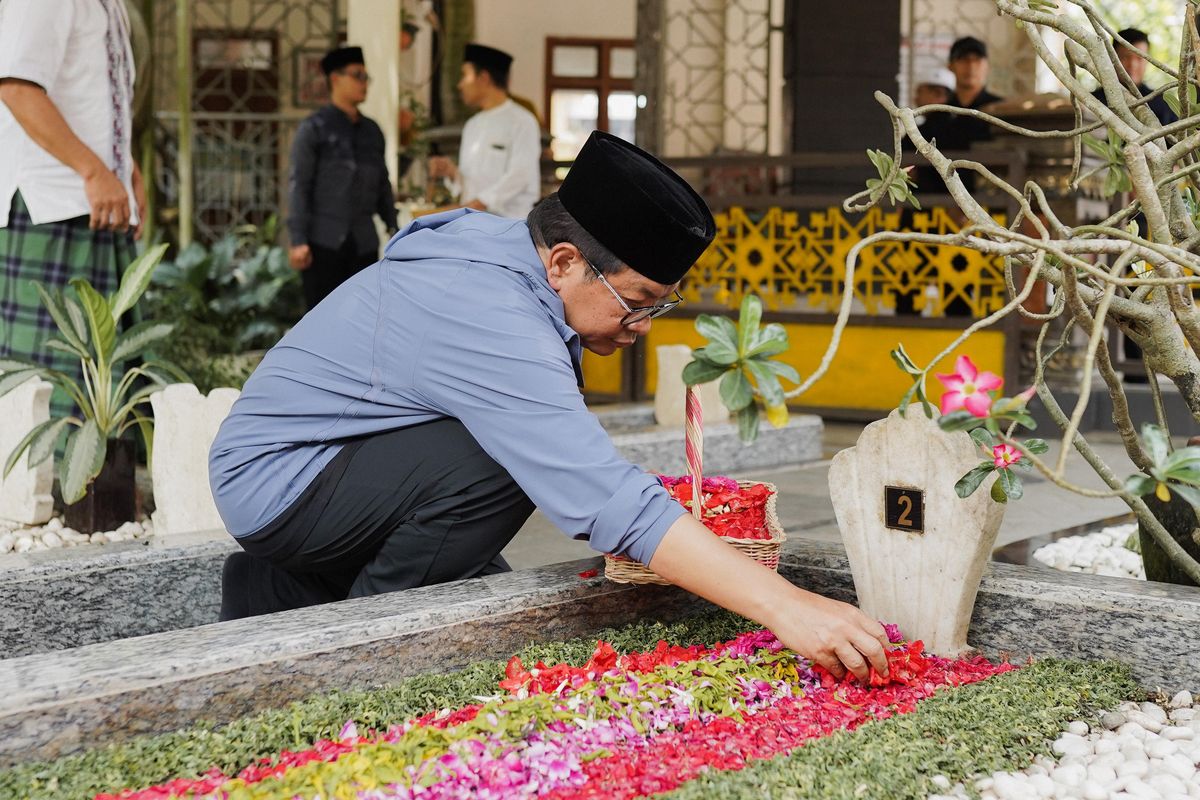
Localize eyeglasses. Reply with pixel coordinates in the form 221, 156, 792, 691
338, 69, 371, 83
579, 254, 683, 326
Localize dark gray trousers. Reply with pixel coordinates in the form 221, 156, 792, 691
219, 418, 535, 620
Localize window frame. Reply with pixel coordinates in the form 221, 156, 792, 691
544, 37, 636, 140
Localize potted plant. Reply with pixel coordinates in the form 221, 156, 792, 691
0, 243, 186, 533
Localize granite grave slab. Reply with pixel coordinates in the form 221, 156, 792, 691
1, 539, 1197, 767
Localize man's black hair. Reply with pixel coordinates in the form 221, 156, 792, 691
526, 193, 623, 275
1117, 28, 1150, 48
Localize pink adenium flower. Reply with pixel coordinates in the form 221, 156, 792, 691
992, 444, 1021, 468
936, 355, 1003, 417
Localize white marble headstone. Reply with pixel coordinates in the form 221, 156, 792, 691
0, 377, 54, 526
150, 384, 240, 537
653, 345, 730, 428
828, 405, 1004, 656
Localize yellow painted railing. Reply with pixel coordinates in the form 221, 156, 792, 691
583, 205, 1014, 412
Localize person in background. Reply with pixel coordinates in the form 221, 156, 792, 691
1092, 28, 1177, 127
427, 43, 541, 219
0, 0, 144, 421
914, 67, 955, 112
287, 46, 396, 311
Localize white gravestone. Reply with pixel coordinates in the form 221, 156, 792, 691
150, 384, 240, 536
0, 377, 54, 525
828, 406, 1004, 656
654, 345, 730, 428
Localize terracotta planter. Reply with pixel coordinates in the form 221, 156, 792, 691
64, 438, 137, 535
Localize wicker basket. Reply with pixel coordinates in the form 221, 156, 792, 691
604, 480, 786, 585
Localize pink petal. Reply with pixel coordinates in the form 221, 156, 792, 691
936, 373, 965, 392
975, 371, 1003, 392
963, 392, 993, 417
955, 355, 978, 382
940, 391, 965, 415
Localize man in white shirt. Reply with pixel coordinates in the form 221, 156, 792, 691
0, 0, 145, 420
427, 43, 541, 219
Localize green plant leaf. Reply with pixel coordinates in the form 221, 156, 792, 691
938, 410, 985, 432
1161, 446, 1200, 474
955, 463, 995, 498
59, 419, 105, 505
140, 358, 192, 384
969, 428, 996, 450
703, 341, 739, 366
33, 283, 89, 355
761, 359, 800, 384
44, 337, 88, 359
746, 324, 789, 358
719, 369, 754, 412
71, 279, 117, 364
1023, 438, 1049, 455
111, 322, 175, 365
0, 368, 42, 400
63, 296, 90, 347
890, 345, 921, 376
0, 357, 39, 372
682, 358, 728, 386
1124, 474, 1157, 496
744, 360, 785, 408
1141, 423, 1170, 466
737, 294, 762, 357
132, 411, 155, 470
4, 417, 70, 477
990, 475, 1008, 503
998, 467, 1023, 501
695, 314, 738, 353
109, 244, 169, 321
735, 403, 760, 444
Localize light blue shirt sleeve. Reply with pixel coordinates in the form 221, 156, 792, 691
413, 278, 686, 565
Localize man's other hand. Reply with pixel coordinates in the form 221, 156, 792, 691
289, 244, 313, 271
83, 167, 130, 232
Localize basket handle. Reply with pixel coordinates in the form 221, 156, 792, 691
685, 385, 703, 520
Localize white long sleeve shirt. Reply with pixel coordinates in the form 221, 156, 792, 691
456, 99, 541, 219
0, 0, 137, 227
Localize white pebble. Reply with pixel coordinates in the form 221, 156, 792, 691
931, 775, 951, 790
115, 520, 141, 538
1119, 721, 1151, 739
1163, 725, 1195, 740
1149, 773, 1188, 796
1086, 763, 1117, 786
1123, 779, 1160, 799
13, 535, 32, 553
1147, 737, 1179, 757
1116, 759, 1149, 779
1127, 710, 1164, 733
1102, 711, 1128, 730
1140, 702, 1169, 724
1162, 752, 1197, 782
40, 531, 61, 548
45, 517, 62, 530
1171, 708, 1196, 722
1028, 773, 1055, 797
0, 531, 14, 553
1080, 779, 1109, 800
1067, 720, 1090, 737
1053, 733, 1093, 758
1052, 762, 1087, 787
1170, 691, 1194, 709
105, 531, 125, 543
90, 532, 108, 545
1094, 738, 1121, 755
992, 772, 1028, 799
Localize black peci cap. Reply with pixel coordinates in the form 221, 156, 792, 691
949, 36, 987, 61
463, 43, 514, 79
558, 131, 716, 285
320, 46, 365, 76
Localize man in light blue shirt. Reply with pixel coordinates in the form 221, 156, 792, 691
210, 131, 889, 682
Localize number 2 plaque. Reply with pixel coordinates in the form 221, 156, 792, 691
884, 486, 925, 533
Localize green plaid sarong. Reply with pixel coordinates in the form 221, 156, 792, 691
0, 192, 135, 421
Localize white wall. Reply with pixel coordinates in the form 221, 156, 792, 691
474, 1, 637, 119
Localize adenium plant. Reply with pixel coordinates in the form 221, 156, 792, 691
683, 295, 799, 444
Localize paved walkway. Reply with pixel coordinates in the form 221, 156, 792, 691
500, 420, 1139, 570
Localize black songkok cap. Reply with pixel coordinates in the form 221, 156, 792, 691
559, 131, 716, 285
320, 46, 365, 76
463, 43, 514, 78
949, 36, 987, 61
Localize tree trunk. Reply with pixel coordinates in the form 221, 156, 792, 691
64, 439, 137, 535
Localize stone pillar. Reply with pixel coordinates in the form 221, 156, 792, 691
149, 384, 240, 537
828, 406, 1004, 655
0, 378, 54, 526
653, 345, 729, 428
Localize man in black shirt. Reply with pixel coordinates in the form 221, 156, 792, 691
1092, 28, 1177, 127
287, 47, 398, 310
